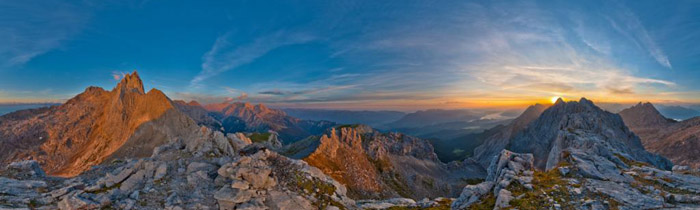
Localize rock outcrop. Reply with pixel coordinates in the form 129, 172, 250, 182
453, 149, 700, 209
620, 102, 700, 168
291, 125, 486, 200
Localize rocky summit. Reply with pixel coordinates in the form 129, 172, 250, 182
0, 71, 207, 177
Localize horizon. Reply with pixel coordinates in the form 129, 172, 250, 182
2, 1, 700, 110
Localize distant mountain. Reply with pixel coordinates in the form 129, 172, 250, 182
0, 103, 60, 116
282, 125, 485, 199
471, 103, 548, 167
204, 102, 336, 144
0, 72, 207, 176
508, 98, 671, 170
282, 109, 406, 127
382, 109, 482, 129
620, 102, 700, 168
657, 105, 700, 120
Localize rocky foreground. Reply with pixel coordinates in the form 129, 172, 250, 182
453, 150, 700, 210
0, 126, 452, 210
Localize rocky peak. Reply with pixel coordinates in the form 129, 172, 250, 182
619, 102, 674, 128
113, 71, 145, 94
507, 98, 672, 170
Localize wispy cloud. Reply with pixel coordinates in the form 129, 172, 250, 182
0, 1, 89, 66
190, 31, 315, 89
605, 3, 672, 69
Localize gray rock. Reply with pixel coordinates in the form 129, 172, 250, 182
451, 181, 494, 209
154, 162, 168, 180
494, 189, 513, 209
187, 162, 217, 173
58, 193, 100, 210
214, 187, 256, 209
120, 169, 147, 192
267, 191, 313, 210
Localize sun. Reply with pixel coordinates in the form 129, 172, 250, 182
550, 96, 561, 104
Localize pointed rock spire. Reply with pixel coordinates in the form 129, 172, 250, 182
115, 71, 145, 94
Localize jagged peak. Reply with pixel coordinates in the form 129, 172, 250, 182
114, 71, 145, 94
554, 97, 565, 105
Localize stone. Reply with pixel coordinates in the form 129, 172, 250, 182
267, 191, 314, 210
214, 187, 256, 209
120, 169, 147, 192
58, 193, 100, 210
8, 160, 46, 178
494, 189, 513, 209
231, 180, 250, 189
187, 162, 216, 173
154, 163, 168, 180
451, 181, 494, 209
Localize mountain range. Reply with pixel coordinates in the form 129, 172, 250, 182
2, 72, 700, 209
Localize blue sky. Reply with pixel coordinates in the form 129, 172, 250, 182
1, 0, 699, 110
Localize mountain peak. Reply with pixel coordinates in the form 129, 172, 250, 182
554, 97, 565, 105
619, 102, 673, 128
114, 71, 145, 94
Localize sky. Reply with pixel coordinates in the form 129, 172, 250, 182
1, 0, 699, 110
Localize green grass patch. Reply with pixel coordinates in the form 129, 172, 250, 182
249, 132, 272, 143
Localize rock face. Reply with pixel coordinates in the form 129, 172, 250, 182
0, 71, 207, 177
0, 126, 356, 210
204, 102, 336, 144
507, 98, 671, 171
472, 104, 548, 168
620, 102, 700, 168
295, 125, 485, 200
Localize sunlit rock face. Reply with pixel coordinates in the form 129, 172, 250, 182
0, 72, 205, 177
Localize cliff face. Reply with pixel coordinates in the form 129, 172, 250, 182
507, 98, 671, 170
301, 125, 485, 199
0, 72, 202, 177
620, 102, 700, 168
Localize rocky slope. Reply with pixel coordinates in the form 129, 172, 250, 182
0, 72, 209, 177
453, 149, 700, 209
205, 102, 335, 144
285, 125, 486, 200
620, 102, 700, 168
471, 103, 548, 167
507, 98, 671, 171
0, 126, 363, 209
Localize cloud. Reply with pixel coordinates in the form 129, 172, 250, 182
0, 1, 89, 66
190, 31, 314, 89
605, 3, 672, 69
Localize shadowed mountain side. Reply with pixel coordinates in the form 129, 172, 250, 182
283, 109, 406, 127
173, 100, 223, 131
471, 104, 548, 167
620, 102, 700, 168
